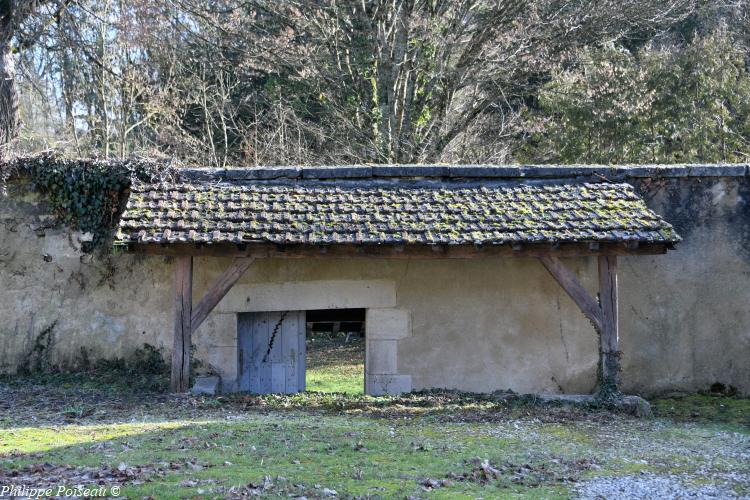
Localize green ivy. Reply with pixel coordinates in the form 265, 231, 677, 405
1, 154, 178, 248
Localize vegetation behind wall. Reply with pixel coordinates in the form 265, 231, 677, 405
4, 1, 750, 167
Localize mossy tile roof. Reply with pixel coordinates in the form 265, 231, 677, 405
116, 182, 681, 246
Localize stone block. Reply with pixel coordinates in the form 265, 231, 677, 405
180, 168, 226, 182
537, 394, 595, 403
616, 395, 652, 418
648, 165, 690, 177
449, 165, 521, 178
193, 312, 237, 347
218, 280, 397, 313
302, 165, 372, 179
617, 166, 659, 178
372, 165, 450, 177
366, 374, 412, 396
226, 167, 301, 180
366, 308, 411, 340
204, 346, 238, 382
192, 375, 220, 396
687, 165, 748, 177
517, 165, 603, 178
366, 339, 397, 374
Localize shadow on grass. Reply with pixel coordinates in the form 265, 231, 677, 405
0, 371, 632, 432
0, 400, 589, 499
2, 369, 748, 431
1, 373, 748, 498
0, 370, 170, 429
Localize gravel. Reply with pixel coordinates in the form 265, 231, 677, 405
575, 473, 749, 499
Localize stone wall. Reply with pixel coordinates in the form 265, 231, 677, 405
1, 169, 748, 396
0, 181, 173, 375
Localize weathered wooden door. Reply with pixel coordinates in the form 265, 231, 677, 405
237, 311, 306, 394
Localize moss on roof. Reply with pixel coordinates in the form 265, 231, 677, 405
116, 181, 680, 246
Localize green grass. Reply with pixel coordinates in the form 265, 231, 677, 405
651, 393, 750, 426
1, 354, 748, 498
306, 334, 364, 394
5, 416, 572, 499
1, 388, 747, 499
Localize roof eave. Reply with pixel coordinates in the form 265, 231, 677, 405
121, 240, 674, 259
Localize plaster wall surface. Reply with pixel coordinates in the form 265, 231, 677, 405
1, 175, 748, 396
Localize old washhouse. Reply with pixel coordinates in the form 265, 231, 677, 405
115, 165, 680, 396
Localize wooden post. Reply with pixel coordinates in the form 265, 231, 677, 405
171, 256, 193, 392
598, 255, 620, 396
540, 254, 624, 399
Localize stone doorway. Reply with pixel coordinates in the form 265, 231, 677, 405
199, 279, 412, 395
306, 308, 366, 394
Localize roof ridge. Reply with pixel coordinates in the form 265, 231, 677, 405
179, 163, 749, 182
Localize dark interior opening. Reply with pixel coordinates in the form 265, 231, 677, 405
306, 308, 365, 324
306, 308, 366, 337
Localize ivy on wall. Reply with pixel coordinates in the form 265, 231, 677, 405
1, 154, 179, 247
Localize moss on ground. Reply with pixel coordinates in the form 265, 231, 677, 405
1, 344, 748, 499
651, 393, 750, 426
1, 372, 748, 499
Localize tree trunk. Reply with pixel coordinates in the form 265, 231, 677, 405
0, 35, 19, 161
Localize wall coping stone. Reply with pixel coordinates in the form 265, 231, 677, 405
179, 163, 750, 182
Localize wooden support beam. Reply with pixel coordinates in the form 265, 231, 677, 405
598, 255, 620, 395
540, 255, 624, 398
170, 257, 255, 393
171, 256, 193, 393
191, 257, 255, 333
538, 255, 603, 333
539, 255, 602, 332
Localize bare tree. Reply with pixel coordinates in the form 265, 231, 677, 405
0, 0, 77, 159
176, 0, 697, 163
12, 0, 738, 166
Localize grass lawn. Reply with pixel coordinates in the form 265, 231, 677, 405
306, 334, 364, 395
0, 362, 748, 498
